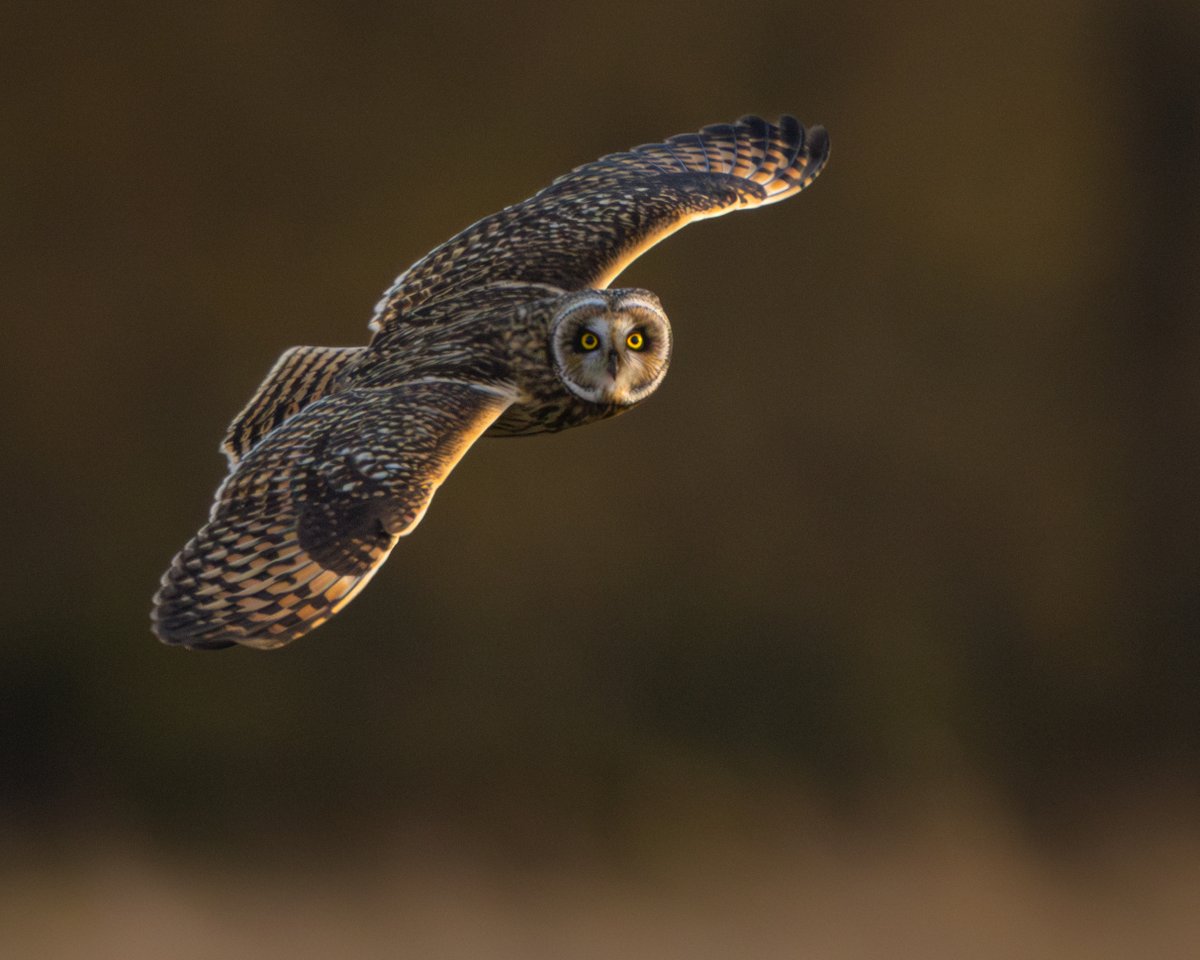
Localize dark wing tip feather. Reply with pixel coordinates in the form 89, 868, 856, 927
152, 612, 238, 651
703, 114, 830, 199
151, 568, 241, 651
779, 114, 801, 148
806, 123, 831, 168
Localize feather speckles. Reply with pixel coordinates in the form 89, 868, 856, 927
371, 115, 828, 329
152, 115, 828, 650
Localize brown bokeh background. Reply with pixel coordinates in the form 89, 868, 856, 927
4, 0, 1199, 956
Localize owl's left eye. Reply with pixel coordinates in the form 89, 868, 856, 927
626, 331, 645, 351
578, 331, 600, 351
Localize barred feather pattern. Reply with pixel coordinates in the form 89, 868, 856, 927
370, 115, 829, 329
222, 345, 366, 466
153, 381, 513, 649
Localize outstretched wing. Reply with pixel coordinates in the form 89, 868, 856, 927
371, 115, 829, 330
152, 380, 514, 650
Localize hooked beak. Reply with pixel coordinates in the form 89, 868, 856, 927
605, 351, 619, 378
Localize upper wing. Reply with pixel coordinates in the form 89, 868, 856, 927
152, 379, 514, 650
371, 115, 829, 331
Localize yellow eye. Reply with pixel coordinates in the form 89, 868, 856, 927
579, 331, 599, 351
626, 331, 645, 351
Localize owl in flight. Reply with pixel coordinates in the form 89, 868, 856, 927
153, 115, 829, 650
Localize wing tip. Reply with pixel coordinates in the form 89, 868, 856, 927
150, 594, 303, 651
150, 577, 240, 650
765, 115, 830, 196
150, 617, 238, 651
702, 114, 830, 195
805, 122, 831, 171
149, 533, 332, 652
153, 626, 239, 651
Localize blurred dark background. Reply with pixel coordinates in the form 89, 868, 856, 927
3, 0, 1198, 955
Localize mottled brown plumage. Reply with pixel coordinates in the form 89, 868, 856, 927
371, 115, 828, 326
153, 115, 829, 649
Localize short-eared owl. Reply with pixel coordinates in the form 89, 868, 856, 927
153, 115, 829, 649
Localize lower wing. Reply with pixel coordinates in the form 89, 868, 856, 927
152, 379, 513, 649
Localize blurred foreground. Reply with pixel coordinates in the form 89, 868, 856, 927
7, 788, 1199, 959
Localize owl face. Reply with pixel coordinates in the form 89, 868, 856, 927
549, 289, 672, 406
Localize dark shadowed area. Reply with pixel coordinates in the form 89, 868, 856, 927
3, 0, 1198, 956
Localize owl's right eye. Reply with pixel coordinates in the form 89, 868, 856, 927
578, 331, 600, 351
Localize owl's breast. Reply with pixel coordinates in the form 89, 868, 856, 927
486, 382, 621, 437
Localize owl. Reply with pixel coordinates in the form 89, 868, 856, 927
153, 115, 829, 650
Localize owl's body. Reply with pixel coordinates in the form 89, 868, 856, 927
153, 115, 829, 649
357, 285, 664, 437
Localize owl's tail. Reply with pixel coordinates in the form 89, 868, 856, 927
222, 345, 367, 466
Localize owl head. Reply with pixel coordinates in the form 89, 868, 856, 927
548, 289, 672, 406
